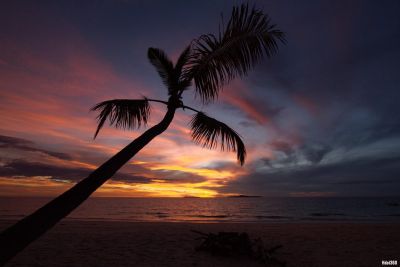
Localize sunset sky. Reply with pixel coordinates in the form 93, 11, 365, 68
1, 0, 399, 197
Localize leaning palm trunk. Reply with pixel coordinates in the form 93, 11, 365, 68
0, 106, 176, 265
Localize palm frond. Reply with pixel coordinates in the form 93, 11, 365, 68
175, 45, 191, 78
187, 3, 286, 103
148, 48, 175, 93
91, 98, 150, 139
190, 112, 246, 165
174, 45, 193, 93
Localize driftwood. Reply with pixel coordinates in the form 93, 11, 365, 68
191, 230, 285, 266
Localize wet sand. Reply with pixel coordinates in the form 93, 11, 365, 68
1, 220, 399, 267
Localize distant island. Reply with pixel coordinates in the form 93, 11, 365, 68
227, 194, 263, 198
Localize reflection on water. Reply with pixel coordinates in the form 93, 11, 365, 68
0, 197, 399, 222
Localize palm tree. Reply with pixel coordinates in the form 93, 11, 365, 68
0, 4, 285, 265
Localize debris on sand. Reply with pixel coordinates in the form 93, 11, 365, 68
191, 230, 285, 266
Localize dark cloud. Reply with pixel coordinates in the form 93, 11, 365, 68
151, 170, 206, 184
0, 156, 207, 185
0, 135, 72, 160
260, 157, 273, 168
0, 134, 209, 185
263, 140, 331, 167
0, 159, 150, 184
201, 161, 239, 170
330, 119, 400, 152
249, 0, 400, 156
269, 140, 295, 156
223, 155, 400, 197
299, 144, 331, 164
239, 120, 258, 128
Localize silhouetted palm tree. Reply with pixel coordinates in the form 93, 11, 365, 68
0, 4, 285, 265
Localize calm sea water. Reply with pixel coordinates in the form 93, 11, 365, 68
0, 197, 399, 223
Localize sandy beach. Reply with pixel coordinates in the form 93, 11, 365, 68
1, 220, 399, 267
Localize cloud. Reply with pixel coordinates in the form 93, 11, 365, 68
0, 159, 150, 184
269, 140, 295, 156
0, 135, 72, 160
150, 170, 207, 184
222, 155, 400, 197
299, 144, 332, 164
263, 140, 331, 167
221, 81, 282, 125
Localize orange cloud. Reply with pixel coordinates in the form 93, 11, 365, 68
148, 164, 235, 180
0, 176, 73, 197
221, 81, 270, 124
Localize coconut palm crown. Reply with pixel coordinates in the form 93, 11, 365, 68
91, 4, 285, 165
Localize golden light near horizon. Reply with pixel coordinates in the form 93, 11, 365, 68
148, 164, 235, 180
127, 182, 219, 198
0, 176, 222, 198
99, 162, 240, 198
0, 176, 72, 197
95, 179, 224, 198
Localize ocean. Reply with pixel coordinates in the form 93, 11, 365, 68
0, 197, 399, 223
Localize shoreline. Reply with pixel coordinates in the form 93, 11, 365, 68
2, 220, 399, 267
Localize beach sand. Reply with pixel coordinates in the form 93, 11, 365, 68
1, 220, 399, 267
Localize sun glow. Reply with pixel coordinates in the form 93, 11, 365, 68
93, 180, 220, 198
148, 164, 235, 179
130, 182, 219, 198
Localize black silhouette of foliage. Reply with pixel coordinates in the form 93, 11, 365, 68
91, 4, 285, 164
175, 46, 191, 80
174, 46, 192, 94
190, 112, 246, 165
187, 4, 286, 103
148, 47, 192, 96
148, 48, 175, 94
91, 99, 150, 138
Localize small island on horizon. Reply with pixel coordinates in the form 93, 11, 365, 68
182, 194, 263, 198
227, 194, 263, 198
